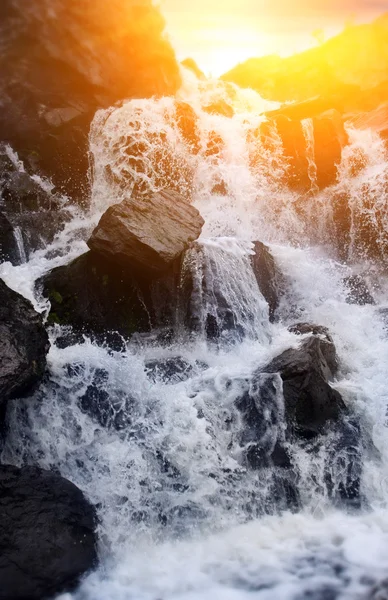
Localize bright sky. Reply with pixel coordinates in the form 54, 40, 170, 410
160, 0, 388, 76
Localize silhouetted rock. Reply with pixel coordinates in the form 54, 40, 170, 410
88, 190, 204, 275
0, 144, 72, 258
261, 334, 344, 438
0, 279, 49, 427
0, 0, 181, 201
39, 251, 151, 339
0, 464, 97, 599
0, 212, 19, 264
251, 241, 285, 321
344, 275, 376, 305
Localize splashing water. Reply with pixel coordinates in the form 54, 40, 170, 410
1, 73, 388, 600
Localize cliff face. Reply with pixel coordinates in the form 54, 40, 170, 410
0, 0, 181, 200
222, 14, 388, 112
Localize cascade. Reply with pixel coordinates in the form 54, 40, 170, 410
1, 72, 388, 600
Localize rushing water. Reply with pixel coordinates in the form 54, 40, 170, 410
1, 70, 388, 599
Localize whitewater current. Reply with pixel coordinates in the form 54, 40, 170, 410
1, 70, 388, 599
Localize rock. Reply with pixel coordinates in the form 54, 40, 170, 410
0, 279, 49, 424
288, 322, 338, 374
179, 241, 269, 343
312, 109, 349, 188
236, 373, 290, 469
88, 190, 204, 275
175, 101, 200, 151
145, 357, 194, 384
39, 251, 151, 339
272, 115, 311, 191
0, 144, 74, 257
0, 0, 181, 201
76, 368, 133, 430
0, 464, 97, 599
250, 241, 285, 321
261, 334, 345, 438
0, 212, 19, 264
323, 418, 362, 508
203, 100, 234, 118
344, 275, 376, 305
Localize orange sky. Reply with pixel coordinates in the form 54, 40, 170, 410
160, 0, 388, 76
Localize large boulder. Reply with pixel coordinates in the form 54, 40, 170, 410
0, 279, 49, 425
88, 190, 204, 275
260, 331, 344, 439
39, 251, 152, 340
0, 464, 97, 599
0, 0, 181, 201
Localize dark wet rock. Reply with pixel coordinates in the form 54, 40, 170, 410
288, 322, 338, 375
261, 335, 344, 438
0, 0, 181, 201
0, 279, 49, 428
0, 212, 19, 264
88, 190, 204, 275
39, 251, 151, 339
0, 464, 97, 600
179, 242, 243, 342
203, 100, 234, 118
77, 368, 133, 430
251, 241, 285, 321
145, 357, 194, 384
6, 208, 73, 261
0, 147, 62, 214
236, 373, 289, 469
0, 145, 73, 257
324, 418, 362, 508
40, 247, 185, 341
344, 275, 376, 306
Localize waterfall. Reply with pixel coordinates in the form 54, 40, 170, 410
1, 73, 388, 600
12, 226, 27, 263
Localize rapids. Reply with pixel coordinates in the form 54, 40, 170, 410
1, 70, 388, 599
